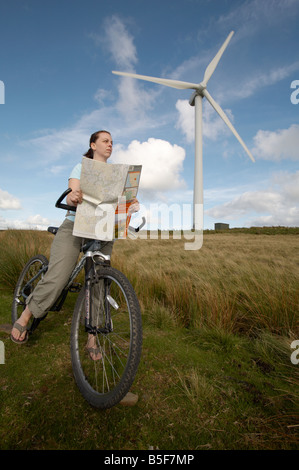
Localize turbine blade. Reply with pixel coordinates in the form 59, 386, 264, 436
203, 89, 255, 162
112, 71, 199, 90
201, 31, 234, 87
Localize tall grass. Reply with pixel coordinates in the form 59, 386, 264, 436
0, 229, 298, 337
112, 233, 299, 337
0, 230, 52, 289
0, 228, 298, 450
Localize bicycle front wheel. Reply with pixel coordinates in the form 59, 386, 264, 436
70, 265, 142, 409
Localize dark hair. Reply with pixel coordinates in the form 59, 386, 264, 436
83, 130, 111, 159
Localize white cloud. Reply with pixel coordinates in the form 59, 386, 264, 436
26, 214, 51, 227
94, 88, 113, 105
20, 105, 122, 166
205, 170, 299, 227
115, 76, 156, 120
206, 190, 281, 219
252, 124, 299, 161
91, 15, 156, 120
48, 165, 68, 175
175, 100, 194, 143
0, 214, 51, 230
232, 62, 299, 101
100, 15, 138, 69
111, 138, 186, 194
216, 0, 299, 41
0, 189, 22, 210
250, 209, 299, 227
21, 127, 89, 165
273, 171, 299, 202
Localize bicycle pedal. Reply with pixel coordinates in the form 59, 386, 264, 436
69, 282, 82, 292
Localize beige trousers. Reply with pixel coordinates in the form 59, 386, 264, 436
27, 218, 114, 319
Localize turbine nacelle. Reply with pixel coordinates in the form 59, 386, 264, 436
189, 88, 206, 106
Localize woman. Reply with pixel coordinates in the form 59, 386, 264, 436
11, 130, 137, 360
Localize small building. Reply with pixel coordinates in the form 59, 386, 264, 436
215, 223, 229, 230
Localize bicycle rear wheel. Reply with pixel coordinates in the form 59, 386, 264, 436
11, 254, 49, 327
70, 265, 142, 409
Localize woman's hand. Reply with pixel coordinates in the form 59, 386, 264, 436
67, 178, 83, 207
128, 198, 140, 215
68, 188, 83, 207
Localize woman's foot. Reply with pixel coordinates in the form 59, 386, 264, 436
11, 307, 32, 344
86, 334, 102, 361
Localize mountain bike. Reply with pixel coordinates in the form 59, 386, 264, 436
11, 189, 144, 409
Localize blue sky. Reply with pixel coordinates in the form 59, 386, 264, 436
0, 0, 299, 231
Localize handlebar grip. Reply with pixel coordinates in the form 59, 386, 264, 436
55, 188, 77, 212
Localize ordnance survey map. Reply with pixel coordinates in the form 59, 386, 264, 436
73, 157, 142, 241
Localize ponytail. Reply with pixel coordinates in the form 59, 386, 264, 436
83, 147, 94, 159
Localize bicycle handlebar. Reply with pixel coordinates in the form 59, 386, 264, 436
55, 188, 75, 212
55, 189, 146, 233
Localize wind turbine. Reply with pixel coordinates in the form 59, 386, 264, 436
112, 31, 255, 241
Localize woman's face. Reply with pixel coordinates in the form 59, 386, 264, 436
91, 132, 113, 161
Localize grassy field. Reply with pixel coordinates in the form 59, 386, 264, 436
0, 228, 298, 450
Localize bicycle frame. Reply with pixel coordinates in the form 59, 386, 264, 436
25, 246, 110, 335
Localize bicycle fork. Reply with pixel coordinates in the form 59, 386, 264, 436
84, 256, 95, 334
84, 252, 113, 336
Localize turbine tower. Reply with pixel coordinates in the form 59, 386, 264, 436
112, 31, 255, 237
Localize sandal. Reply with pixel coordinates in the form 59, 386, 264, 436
11, 321, 28, 344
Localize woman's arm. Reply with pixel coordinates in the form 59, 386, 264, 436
66, 178, 83, 207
